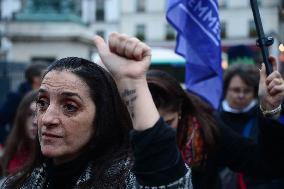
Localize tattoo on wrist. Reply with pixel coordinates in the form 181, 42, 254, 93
121, 89, 137, 118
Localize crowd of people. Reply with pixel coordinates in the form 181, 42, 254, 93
0, 32, 284, 189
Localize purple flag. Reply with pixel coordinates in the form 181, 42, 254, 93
166, 0, 223, 109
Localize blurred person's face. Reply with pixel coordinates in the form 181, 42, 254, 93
158, 109, 180, 129
225, 75, 254, 110
32, 76, 42, 89
37, 71, 96, 165
26, 101, 37, 140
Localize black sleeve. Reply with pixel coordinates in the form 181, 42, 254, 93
257, 107, 284, 171
130, 117, 187, 186
215, 111, 284, 179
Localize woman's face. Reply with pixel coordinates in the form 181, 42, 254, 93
225, 75, 255, 110
158, 108, 179, 129
26, 101, 37, 140
37, 70, 96, 165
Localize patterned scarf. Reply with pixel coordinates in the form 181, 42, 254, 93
180, 116, 206, 167
1, 160, 193, 189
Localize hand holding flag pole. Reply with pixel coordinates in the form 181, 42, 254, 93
250, 0, 274, 75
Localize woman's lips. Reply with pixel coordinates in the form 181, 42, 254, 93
42, 132, 63, 138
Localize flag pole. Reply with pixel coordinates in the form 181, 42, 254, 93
250, 0, 274, 75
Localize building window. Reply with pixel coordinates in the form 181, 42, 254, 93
96, 30, 105, 39
96, 0, 105, 21
249, 20, 257, 37
219, 0, 227, 8
0, 3, 2, 21
0, 36, 2, 49
136, 24, 146, 41
31, 57, 55, 64
136, 0, 146, 12
221, 21, 227, 39
281, 0, 284, 21
165, 25, 175, 41
74, 0, 82, 17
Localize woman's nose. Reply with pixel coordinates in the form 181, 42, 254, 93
41, 104, 60, 127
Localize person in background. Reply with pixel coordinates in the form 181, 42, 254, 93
0, 33, 192, 188
0, 90, 38, 176
219, 63, 284, 189
0, 62, 48, 144
146, 64, 284, 189
220, 63, 259, 141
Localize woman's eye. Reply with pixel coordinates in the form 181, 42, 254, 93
165, 119, 173, 126
63, 104, 78, 113
36, 99, 49, 111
